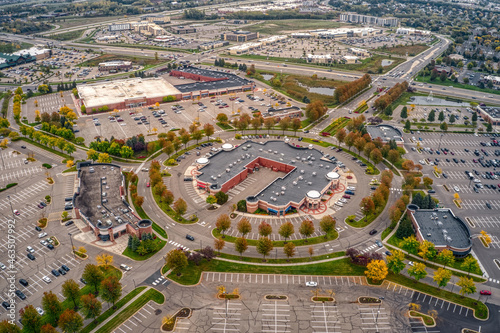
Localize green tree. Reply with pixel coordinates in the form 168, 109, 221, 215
216, 214, 231, 236
173, 198, 187, 216
87, 148, 99, 161
0, 320, 21, 332
278, 221, 294, 242
19, 305, 42, 333
461, 256, 479, 276
236, 217, 252, 237
100, 276, 122, 308
82, 264, 104, 295
440, 122, 448, 131
400, 106, 408, 119
408, 262, 427, 282
472, 112, 478, 122
387, 250, 406, 274
299, 220, 315, 241
256, 237, 273, 260
41, 291, 63, 327
437, 249, 455, 268
449, 114, 456, 123
427, 110, 435, 122
97, 153, 112, 163
487, 122, 493, 132
400, 235, 420, 255
234, 237, 248, 258
319, 215, 336, 239
165, 249, 188, 273
404, 120, 411, 131
418, 240, 437, 262
62, 279, 81, 310
206, 195, 217, 206
438, 111, 445, 121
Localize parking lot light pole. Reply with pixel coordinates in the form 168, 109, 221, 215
375, 296, 384, 333
7, 195, 14, 217
68, 233, 76, 259
438, 132, 444, 151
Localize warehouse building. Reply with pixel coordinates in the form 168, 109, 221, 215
221, 30, 259, 42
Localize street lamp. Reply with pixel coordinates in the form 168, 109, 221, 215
7, 195, 14, 217
68, 233, 76, 259
375, 296, 385, 333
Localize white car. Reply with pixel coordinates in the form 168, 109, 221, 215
36, 307, 44, 315
40, 240, 48, 246
38, 232, 47, 238
408, 261, 414, 267
306, 281, 318, 287
473, 179, 481, 183
42, 276, 51, 283
26, 246, 34, 253
453, 186, 460, 192
0, 262, 6, 270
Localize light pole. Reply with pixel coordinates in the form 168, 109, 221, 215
375, 296, 385, 333
437, 132, 444, 151
68, 233, 76, 259
7, 195, 14, 217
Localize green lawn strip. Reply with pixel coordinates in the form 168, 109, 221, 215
19, 137, 73, 161
96, 288, 165, 333
79, 287, 146, 333
387, 234, 484, 277
216, 122, 233, 130
409, 311, 435, 326
152, 190, 197, 224
381, 227, 393, 241
166, 257, 365, 285
212, 228, 338, 247
413, 75, 500, 96
122, 238, 167, 261
376, 44, 429, 56
217, 251, 345, 264
346, 198, 388, 228
322, 117, 350, 135
63, 166, 77, 173
47, 29, 86, 41
387, 272, 488, 319
382, 160, 401, 177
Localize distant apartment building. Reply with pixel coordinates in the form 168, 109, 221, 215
108, 23, 131, 31
340, 12, 398, 27
132, 22, 166, 36
141, 13, 171, 24
198, 41, 229, 51
306, 54, 332, 64
221, 30, 259, 42
396, 27, 431, 36
98, 61, 132, 72
170, 26, 197, 34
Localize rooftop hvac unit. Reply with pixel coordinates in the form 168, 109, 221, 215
325, 165, 330, 169
299, 176, 304, 181
291, 160, 296, 163
274, 151, 278, 154
259, 149, 263, 152
229, 164, 233, 168
292, 181, 297, 186
308, 182, 312, 185
237, 159, 241, 163
312, 172, 317, 176
307, 156, 311, 160
300, 170, 305, 174
427, 233, 431, 237
268, 149, 272, 153
308, 161, 313, 165
226, 169, 230, 172
281, 191, 285, 195
273, 198, 277, 202
280, 158, 283, 161
443, 215, 447, 219
217, 174, 221, 178
311, 157, 316, 161
319, 164, 323, 168
242, 147, 247, 151
281, 186, 286, 191
247, 144, 251, 148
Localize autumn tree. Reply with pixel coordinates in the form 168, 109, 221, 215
62, 279, 81, 310
100, 276, 122, 308
299, 220, 315, 242
283, 242, 296, 260
40, 324, 57, 333
400, 235, 420, 255
216, 214, 231, 236
437, 249, 455, 268
360, 197, 375, 221
457, 276, 476, 297
166, 249, 188, 273
461, 256, 479, 276
214, 237, 225, 255
278, 221, 295, 243
418, 240, 437, 262
42, 291, 63, 326
365, 259, 388, 282
19, 305, 42, 333
236, 217, 252, 237
96, 253, 114, 267
305, 100, 327, 122
258, 221, 273, 237
387, 250, 406, 274
80, 293, 102, 322
256, 237, 274, 260
58, 309, 83, 333
319, 215, 336, 239
234, 237, 248, 258
433, 268, 452, 289
480, 230, 492, 247
173, 198, 187, 216
335, 128, 346, 146
408, 262, 427, 282
82, 264, 104, 295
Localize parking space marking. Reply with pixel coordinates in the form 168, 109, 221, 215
211, 301, 241, 332
310, 303, 340, 333
261, 301, 290, 333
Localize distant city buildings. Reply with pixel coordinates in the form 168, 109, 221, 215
170, 26, 197, 34
221, 30, 260, 42
98, 61, 132, 72
396, 27, 431, 35
340, 12, 399, 27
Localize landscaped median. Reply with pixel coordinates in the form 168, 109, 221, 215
95, 288, 165, 333
161, 256, 488, 319
212, 228, 338, 247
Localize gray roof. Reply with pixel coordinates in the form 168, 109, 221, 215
366, 124, 403, 142
197, 140, 338, 206
479, 106, 500, 120
173, 66, 254, 93
411, 208, 471, 249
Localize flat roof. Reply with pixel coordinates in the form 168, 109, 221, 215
197, 140, 339, 206
173, 66, 253, 93
75, 163, 139, 230
366, 125, 403, 142
411, 208, 471, 249
478, 106, 500, 120
77, 77, 181, 109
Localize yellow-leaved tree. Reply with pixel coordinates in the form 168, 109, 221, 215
365, 259, 388, 282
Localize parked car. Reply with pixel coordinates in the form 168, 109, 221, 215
306, 281, 318, 287
369, 229, 377, 235
480, 290, 492, 295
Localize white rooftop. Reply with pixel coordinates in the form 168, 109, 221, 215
77, 77, 180, 110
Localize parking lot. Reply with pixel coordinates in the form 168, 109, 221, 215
24, 91, 75, 122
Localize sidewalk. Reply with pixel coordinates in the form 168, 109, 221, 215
90, 286, 150, 333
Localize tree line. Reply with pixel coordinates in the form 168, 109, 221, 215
373, 81, 409, 112
334, 74, 371, 104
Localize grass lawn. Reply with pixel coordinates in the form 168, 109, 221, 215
212, 228, 338, 247
163, 257, 488, 319
79, 54, 168, 68
245, 20, 342, 35
413, 75, 500, 97
377, 44, 429, 56
80, 287, 146, 333
63, 166, 77, 173
96, 288, 165, 333
47, 29, 85, 41
122, 238, 167, 261
409, 311, 435, 326
218, 251, 345, 264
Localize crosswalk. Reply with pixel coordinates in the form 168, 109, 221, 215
167, 239, 191, 252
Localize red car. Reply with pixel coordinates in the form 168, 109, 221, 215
343, 194, 351, 199
480, 290, 491, 295
146, 182, 150, 187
